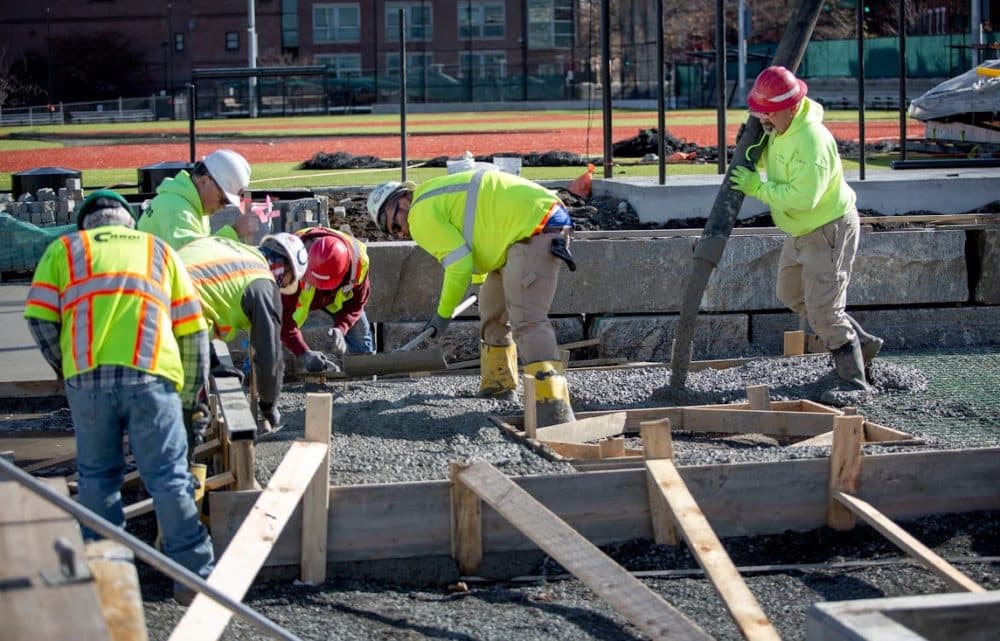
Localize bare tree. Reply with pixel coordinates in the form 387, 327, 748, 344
0, 48, 42, 110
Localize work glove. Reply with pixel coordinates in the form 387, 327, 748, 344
183, 402, 211, 462
258, 400, 282, 431
728, 165, 762, 197
423, 314, 451, 340
301, 349, 338, 373
329, 328, 348, 356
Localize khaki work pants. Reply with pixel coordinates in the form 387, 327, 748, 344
776, 210, 859, 351
479, 231, 565, 363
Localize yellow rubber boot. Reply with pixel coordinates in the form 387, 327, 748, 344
524, 360, 576, 427
190, 463, 209, 526
479, 343, 519, 397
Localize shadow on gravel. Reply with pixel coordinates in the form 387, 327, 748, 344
798, 573, 886, 602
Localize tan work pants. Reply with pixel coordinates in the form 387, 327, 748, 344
776, 210, 859, 351
479, 231, 565, 363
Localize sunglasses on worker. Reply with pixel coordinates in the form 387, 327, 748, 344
383, 197, 405, 235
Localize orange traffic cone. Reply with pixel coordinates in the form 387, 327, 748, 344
567, 163, 596, 199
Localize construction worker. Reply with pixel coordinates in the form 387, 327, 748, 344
138, 149, 258, 250
281, 226, 374, 373
367, 170, 577, 426
24, 190, 214, 604
729, 66, 884, 405
178, 233, 308, 430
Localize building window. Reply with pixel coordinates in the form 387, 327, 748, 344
226, 31, 240, 51
385, 52, 434, 75
314, 3, 361, 43
459, 51, 507, 79
458, 2, 505, 39
174, 33, 185, 52
282, 0, 299, 49
527, 0, 573, 49
315, 54, 362, 78
385, 2, 432, 42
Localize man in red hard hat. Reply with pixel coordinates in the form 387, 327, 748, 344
280, 227, 373, 373
729, 66, 883, 406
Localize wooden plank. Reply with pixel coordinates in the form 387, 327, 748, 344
169, 441, 327, 641
535, 412, 627, 442
833, 491, 986, 593
682, 407, 836, 437
542, 440, 604, 460
204, 472, 235, 492
799, 399, 843, 415
783, 330, 806, 356
23, 452, 77, 473
85, 540, 149, 641
455, 460, 712, 641
558, 338, 600, 351
598, 437, 625, 458
828, 415, 864, 530
646, 459, 781, 641
208, 448, 1000, 568
124, 498, 154, 520
864, 420, 921, 443
746, 385, 772, 410
449, 462, 482, 575
300, 394, 332, 584
231, 441, 255, 491
0, 479, 111, 641
640, 419, 677, 545
523, 374, 537, 439
789, 431, 834, 448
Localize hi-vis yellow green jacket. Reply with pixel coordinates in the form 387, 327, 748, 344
24, 227, 206, 389
408, 170, 561, 318
755, 97, 857, 237
137, 170, 239, 250
178, 236, 273, 341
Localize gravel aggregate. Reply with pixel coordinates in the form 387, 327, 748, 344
131, 348, 1000, 641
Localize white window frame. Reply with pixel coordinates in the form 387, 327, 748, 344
458, 2, 505, 40
459, 50, 507, 79
385, 2, 432, 42
315, 53, 363, 79
313, 3, 361, 44
527, 0, 572, 50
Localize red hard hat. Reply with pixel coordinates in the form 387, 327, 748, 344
304, 235, 351, 290
747, 66, 808, 114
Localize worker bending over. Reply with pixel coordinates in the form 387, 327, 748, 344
281, 226, 374, 374
178, 233, 307, 430
25, 190, 214, 604
729, 66, 884, 405
138, 149, 258, 249
368, 170, 577, 426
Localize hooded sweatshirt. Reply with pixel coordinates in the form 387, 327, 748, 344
755, 97, 857, 237
137, 170, 238, 250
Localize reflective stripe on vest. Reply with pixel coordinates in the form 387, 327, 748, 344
412, 169, 487, 268
62, 233, 171, 373
185, 255, 272, 339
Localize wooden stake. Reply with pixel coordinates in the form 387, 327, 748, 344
745, 385, 771, 411
827, 415, 864, 530
523, 374, 537, 439
783, 330, 805, 356
86, 540, 149, 641
300, 393, 332, 584
449, 461, 482, 576
598, 437, 625, 459
640, 418, 677, 545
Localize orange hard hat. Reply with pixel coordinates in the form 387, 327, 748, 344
304, 235, 351, 290
747, 66, 807, 114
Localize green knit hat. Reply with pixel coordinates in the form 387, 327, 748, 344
76, 189, 135, 229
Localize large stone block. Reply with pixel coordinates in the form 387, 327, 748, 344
702, 234, 784, 311
593, 314, 748, 361
366, 242, 445, 322
848, 307, 1000, 350
975, 230, 1000, 304
848, 230, 967, 305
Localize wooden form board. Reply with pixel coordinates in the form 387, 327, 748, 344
454, 460, 712, 641
210, 447, 1000, 569
0, 479, 111, 641
169, 440, 327, 641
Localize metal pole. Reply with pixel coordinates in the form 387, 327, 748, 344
600, 0, 613, 178
971, 0, 982, 67
656, 0, 665, 185
399, 9, 408, 181
167, 3, 174, 96
738, 0, 747, 106
857, 0, 866, 180
522, 0, 529, 101
248, 0, 258, 118
716, 0, 727, 174
899, 0, 907, 161
188, 83, 197, 163
0, 457, 302, 641
46, 7, 53, 110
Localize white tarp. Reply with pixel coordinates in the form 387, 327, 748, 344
908, 60, 1000, 122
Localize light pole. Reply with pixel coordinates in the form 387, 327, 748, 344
166, 3, 174, 95
46, 7, 53, 109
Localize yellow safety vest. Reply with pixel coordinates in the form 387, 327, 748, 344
178, 236, 274, 341
291, 228, 370, 327
24, 227, 206, 389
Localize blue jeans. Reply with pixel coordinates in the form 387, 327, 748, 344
66, 377, 215, 578
345, 311, 375, 354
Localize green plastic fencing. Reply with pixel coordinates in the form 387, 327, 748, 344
0, 214, 74, 273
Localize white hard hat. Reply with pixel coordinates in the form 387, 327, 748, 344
367, 180, 415, 232
260, 233, 308, 285
203, 149, 251, 207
